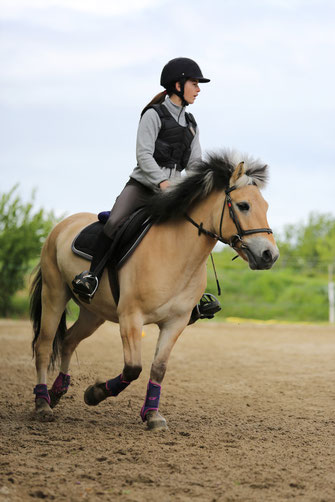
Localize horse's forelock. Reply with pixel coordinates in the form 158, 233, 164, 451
221, 150, 268, 190
244, 163, 269, 189
233, 167, 268, 190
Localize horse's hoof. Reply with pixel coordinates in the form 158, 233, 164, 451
84, 383, 107, 406
35, 398, 54, 422
145, 411, 168, 431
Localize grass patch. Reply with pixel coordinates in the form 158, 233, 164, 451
6, 250, 331, 324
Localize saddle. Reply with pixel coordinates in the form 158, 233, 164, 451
72, 208, 153, 304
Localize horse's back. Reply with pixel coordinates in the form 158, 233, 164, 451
46, 212, 95, 248
42, 212, 98, 282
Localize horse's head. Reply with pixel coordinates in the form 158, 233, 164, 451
144, 150, 279, 270
215, 162, 279, 270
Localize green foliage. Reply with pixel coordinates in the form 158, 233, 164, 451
206, 211, 334, 323
276, 213, 335, 271
207, 258, 328, 322
0, 185, 57, 317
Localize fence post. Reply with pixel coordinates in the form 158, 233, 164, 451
328, 264, 335, 324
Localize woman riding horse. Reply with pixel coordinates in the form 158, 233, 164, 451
31, 151, 279, 428
30, 58, 279, 429
72, 57, 221, 323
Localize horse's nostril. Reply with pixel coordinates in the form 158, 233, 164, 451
262, 249, 272, 263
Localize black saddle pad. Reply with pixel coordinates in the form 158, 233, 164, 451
72, 208, 153, 270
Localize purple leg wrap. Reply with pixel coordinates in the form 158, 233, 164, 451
33, 384, 50, 405
105, 374, 130, 397
140, 379, 161, 422
51, 372, 70, 396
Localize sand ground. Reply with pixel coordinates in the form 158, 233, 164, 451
0, 319, 335, 502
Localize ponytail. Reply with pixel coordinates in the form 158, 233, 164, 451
140, 90, 168, 117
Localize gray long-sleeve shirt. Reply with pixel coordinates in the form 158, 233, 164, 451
130, 96, 202, 189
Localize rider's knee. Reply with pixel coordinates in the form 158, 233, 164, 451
123, 364, 142, 382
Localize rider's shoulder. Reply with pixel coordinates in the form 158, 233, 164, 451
140, 107, 162, 125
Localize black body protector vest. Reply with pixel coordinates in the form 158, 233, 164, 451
148, 104, 197, 172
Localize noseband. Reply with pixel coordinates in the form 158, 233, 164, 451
185, 185, 273, 251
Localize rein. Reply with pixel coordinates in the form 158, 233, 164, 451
185, 185, 273, 252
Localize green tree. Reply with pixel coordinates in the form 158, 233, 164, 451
0, 185, 57, 317
277, 213, 335, 271
316, 219, 335, 266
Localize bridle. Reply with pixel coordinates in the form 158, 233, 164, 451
185, 184, 273, 252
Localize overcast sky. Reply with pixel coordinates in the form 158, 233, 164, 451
1, 0, 334, 235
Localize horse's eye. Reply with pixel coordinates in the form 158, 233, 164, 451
236, 202, 250, 211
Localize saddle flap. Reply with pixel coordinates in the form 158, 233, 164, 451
72, 208, 152, 269
71, 209, 153, 305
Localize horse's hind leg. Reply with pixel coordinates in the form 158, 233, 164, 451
48, 307, 105, 408
84, 312, 143, 407
34, 278, 70, 421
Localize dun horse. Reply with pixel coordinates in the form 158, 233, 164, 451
30, 152, 279, 429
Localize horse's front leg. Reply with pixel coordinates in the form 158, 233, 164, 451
84, 313, 143, 406
142, 317, 189, 431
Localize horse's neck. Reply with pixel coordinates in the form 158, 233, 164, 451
187, 191, 219, 234
186, 193, 218, 253
159, 193, 218, 269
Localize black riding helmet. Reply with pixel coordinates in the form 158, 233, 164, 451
160, 57, 210, 106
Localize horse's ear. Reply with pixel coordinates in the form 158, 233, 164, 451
230, 161, 245, 186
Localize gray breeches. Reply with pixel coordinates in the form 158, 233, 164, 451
103, 178, 154, 239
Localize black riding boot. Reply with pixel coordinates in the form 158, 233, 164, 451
72, 232, 113, 303
188, 293, 221, 325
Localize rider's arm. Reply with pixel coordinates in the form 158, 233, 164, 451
186, 126, 202, 171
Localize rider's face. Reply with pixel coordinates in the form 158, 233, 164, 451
175, 79, 200, 105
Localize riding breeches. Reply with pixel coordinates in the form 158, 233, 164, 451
103, 178, 154, 239
89, 178, 154, 276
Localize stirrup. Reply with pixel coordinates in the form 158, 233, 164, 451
188, 293, 221, 325
72, 271, 99, 303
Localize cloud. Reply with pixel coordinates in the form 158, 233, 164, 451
1, 0, 334, 229
0, 0, 166, 18
263, 160, 335, 232
2, 44, 161, 80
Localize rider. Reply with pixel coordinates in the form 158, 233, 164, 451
72, 57, 221, 323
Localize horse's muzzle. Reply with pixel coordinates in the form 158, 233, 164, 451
244, 239, 279, 270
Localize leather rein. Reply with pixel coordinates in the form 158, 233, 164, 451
185, 185, 273, 251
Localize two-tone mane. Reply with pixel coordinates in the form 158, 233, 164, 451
145, 150, 269, 222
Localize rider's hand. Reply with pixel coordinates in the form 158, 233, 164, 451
159, 180, 170, 190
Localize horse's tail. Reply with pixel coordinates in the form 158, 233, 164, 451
30, 264, 67, 369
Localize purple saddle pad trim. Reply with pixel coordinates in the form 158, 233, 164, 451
98, 211, 110, 224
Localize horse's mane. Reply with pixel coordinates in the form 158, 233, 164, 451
145, 150, 269, 222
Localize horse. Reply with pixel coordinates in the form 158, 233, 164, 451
30, 151, 279, 430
